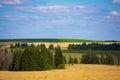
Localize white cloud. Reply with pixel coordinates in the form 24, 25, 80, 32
14, 6, 100, 15
0, 0, 28, 5
75, 6, 85, 9
105, 16, 111, 19
109, 11, 120, 16
112, 0, 120, 3
0, 15, 27, 20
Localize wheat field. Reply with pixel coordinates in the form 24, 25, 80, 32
0, 64, 120, 80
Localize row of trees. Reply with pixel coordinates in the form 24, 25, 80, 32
68, 43, 120, 50
81, 54, 114, 65
0, 45, 65, 71
68, 56, 78, 64
67, 54, 115, 65
12, 46, 65, 71
10, 43, 54, 50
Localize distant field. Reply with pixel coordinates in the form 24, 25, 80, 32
0, 39, 97, 42
0, 64, 120, 80
63, 50, 120, 56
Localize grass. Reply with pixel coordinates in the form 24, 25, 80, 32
0, 38, 99, 42
63, 50, 120, 56
0, 64, 120, 80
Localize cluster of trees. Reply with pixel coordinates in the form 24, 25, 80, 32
0, 45, 65, 71
68, 56, 78, 64
10, 43, 28, 49
10, 43, 55, 50
81, 53, 114, 65
68, 43, 120, 50
66, 53, 116, 65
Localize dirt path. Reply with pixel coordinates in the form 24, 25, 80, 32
0, 64, 120, 80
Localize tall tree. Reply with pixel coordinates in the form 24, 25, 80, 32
63, 56, 67, 64
54, 46, 64, 68
105, 54, 114, 65
100, 55, 106, 64
11, 48, 22, 71
68, 56, 73, 64
73, 57, 78, 64
20, 47, 39, 71
48, 44, 54, 50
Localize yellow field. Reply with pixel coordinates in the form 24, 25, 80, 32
0, 64, 120, 80
1, 42, 120, 50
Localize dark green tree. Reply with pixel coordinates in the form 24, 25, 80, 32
20, 47, 39, 71
105, 54, 114, 65
48, 44, 54, 50
73, 57, 78, 64
100, 55, 106, 64
11, 48, 23, 71
81, 53, 99, 64
68, 56, 74, 64
54, 46, 65, 68
63, 56, 67, 64
40, 46, 53, 70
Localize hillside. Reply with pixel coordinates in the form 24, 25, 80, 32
0, 38, 99, 42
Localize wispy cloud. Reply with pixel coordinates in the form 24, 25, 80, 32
109, 11, 120, 16
112, 0, 120, 3
14, 5, 100, 20
0, 4, 3, 8
0, 15, 27, 20
0, 0, 29, 5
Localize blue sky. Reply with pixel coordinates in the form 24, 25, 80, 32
0, 0, 120, 40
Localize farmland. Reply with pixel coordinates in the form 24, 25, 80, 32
0, 64, 120, 80
0, 39, 120, 80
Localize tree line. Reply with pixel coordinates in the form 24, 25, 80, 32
1, 43, 119, 71
10, 43, 54, 50
68, 43, 120, 50
67, 53, 117, 65
0, 45, 65, 71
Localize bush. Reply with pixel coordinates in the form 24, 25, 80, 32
81, 53, 99, 64
57, 64, 65, 69
44, 64, 53, 70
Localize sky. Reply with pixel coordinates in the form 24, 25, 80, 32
0, 0, 120, 40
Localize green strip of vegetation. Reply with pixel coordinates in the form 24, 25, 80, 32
0, 38, 99, 42
62, 50, 120, 56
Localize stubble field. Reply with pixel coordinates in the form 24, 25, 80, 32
0, 64, 120, 80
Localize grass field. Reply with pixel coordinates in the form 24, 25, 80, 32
0, 64, 120, 80
63, 50, 120, 56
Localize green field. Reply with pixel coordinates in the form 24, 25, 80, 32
63, 50, 120, 56
0, 38, 99, 42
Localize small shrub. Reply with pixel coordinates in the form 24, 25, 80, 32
57, 64, 65, 69
44, 64, 53, 70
